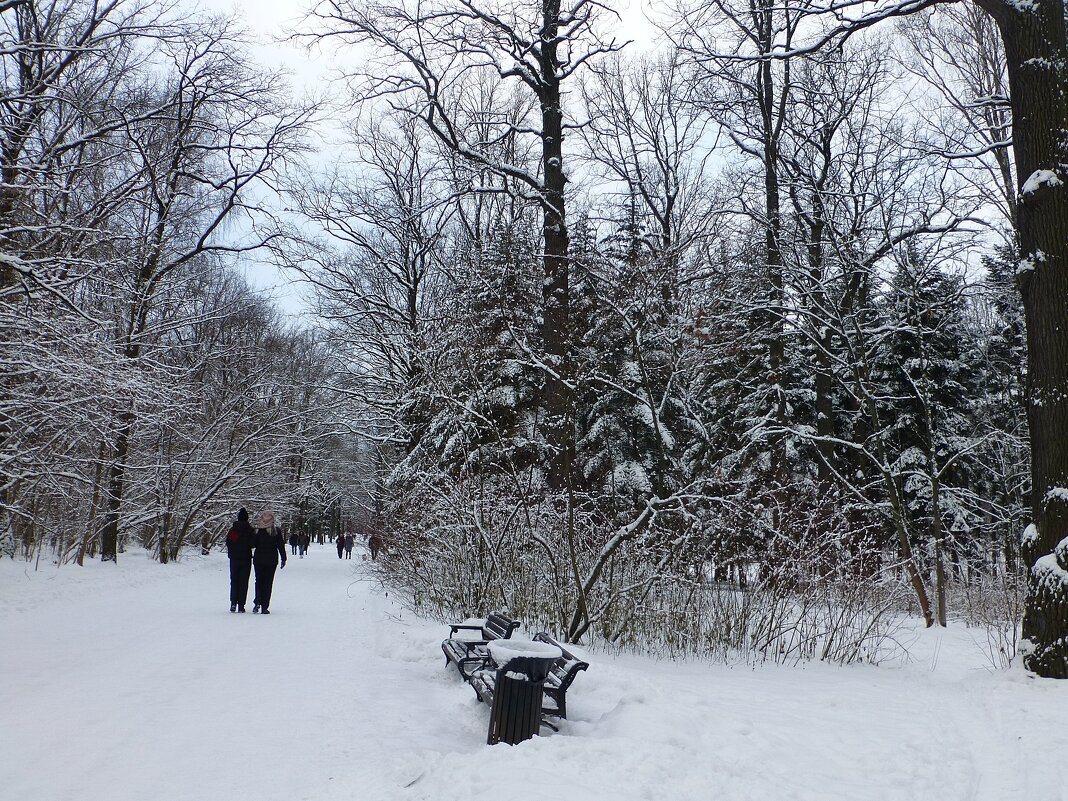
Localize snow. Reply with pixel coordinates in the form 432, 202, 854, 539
3, 549, 1068, 801
1017, 250, 1046, 274
1032, 552, 1068, 594
487, 638, 562, 664
612, 460, 653, 493
1021, 523, 1039, 546
488, 385, 517, 408
1020, 169, 1062, 196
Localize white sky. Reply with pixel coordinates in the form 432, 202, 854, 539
196, 0, 662, 88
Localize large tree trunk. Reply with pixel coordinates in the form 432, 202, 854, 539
978, 0, 1068, 677
759, 40, 788, 456
539, 0, 572, 491
99, 411, 134, 563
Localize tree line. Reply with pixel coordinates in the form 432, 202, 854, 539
6, 0, 1068, 677
0, 1, 362, 565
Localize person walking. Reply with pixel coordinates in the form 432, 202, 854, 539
336, 532, 345, 559
368, 532, 382, 561
252, 511, 286, 614
344, 531, 354, 559
288, 531, 299, 555
299, 530, 310, 557
226, 508, 255, 613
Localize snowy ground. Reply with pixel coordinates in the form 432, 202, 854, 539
2, 545, 1066, 801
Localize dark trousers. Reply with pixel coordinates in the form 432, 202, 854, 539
337, 545, 343, 559
229, 559, 252, 605
253, 561, 278, 609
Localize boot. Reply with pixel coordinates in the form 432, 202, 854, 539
230, 603, 237, 613
238, 605, 246, 613
253, 603, 260, 614
261, 609, 270, 615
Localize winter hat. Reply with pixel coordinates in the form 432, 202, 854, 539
257, 510, 276, 529
238, 508, 249, 522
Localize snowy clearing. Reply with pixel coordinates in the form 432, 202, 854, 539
2, 546, 1065, 801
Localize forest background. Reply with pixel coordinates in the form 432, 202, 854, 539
3, 0, 1061, 675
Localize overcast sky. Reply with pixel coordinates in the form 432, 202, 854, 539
196, 0, 661, 82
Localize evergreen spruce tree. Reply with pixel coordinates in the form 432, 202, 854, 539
872, 249, 987, 621
425, 219, 542, 478
975, 246, 1029, 573
574, 198, 689, 506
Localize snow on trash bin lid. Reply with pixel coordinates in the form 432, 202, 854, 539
487, 638, 562, 665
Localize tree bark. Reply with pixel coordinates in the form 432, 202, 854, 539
975, 0, 1068, 677
538, 0, 572, 491
99, 410, 134, 563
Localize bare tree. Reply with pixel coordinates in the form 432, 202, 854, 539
306, 0, 625, 489
286, 115, 454, 433
89, 17, 313, 561
896, 5, 1015, 237
578, 50, 716, 263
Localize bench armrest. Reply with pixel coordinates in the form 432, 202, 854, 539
459, 653, 494, 679
449, 623, 487, 635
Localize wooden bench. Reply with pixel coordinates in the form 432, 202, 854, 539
533, 632, 589, 723
466, 631, 589, 730
441, 612, 520, 677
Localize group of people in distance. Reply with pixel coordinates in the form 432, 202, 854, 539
226, 508, 386, 614
288, 530, 311, 557
334, 529, 383, 561
225, 508, 286, 614
336, 531, 353, 559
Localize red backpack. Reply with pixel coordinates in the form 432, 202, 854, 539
227, 527, 239, 542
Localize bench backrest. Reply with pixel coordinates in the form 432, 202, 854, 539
484, 612, 520, 641
533, 631, 590, 689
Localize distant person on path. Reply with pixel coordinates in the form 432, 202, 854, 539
298, 530, 309, 558
252, 511, 286, 614
336, 532, 345, 559
288, 531, 298, 555
226, 508, 255, 613
368, 532, 382, 561
344, 531, 354, 559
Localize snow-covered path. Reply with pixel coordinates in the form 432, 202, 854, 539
1, 545, 463, 801
3, 548, 1067, 801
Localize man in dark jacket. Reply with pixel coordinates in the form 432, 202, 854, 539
252, 511, 286, 614
226, 508, 255, 613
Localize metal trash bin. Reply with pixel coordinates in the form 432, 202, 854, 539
486, 640, 562, 745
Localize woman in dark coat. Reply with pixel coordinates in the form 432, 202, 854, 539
226, 508, 255, 613
252, 511, 286, 614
